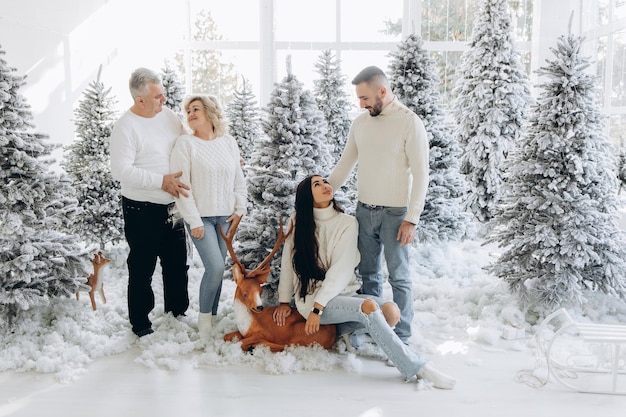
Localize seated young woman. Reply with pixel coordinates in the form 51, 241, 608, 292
272, 175, 456, 389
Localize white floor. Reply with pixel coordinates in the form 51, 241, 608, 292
2, 341, 625, 417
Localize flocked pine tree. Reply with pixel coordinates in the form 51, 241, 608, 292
226, 77, 261, 163
0, 46, 89, 319
486, 34, 626, 309
161, 61, 186, 118
235, 56, 333, 304
313, 50, 357, 214
451, 0, 532, 224
388, 33, 470, 242
63, 67, 123, 249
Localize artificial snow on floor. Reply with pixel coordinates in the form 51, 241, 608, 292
1, 238, 626, 416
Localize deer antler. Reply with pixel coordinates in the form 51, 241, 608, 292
220, 215, 245, 272
219, 217, 293, 278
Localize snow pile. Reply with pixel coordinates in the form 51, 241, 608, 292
1, 239, 625, 384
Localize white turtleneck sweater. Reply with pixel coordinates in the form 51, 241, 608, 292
278, 205, 361, 319
169, 134, 247, 229
328, 97, 429, 225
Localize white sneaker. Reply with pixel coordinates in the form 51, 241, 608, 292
417, 363, 456, 390
197, 313, 213, 337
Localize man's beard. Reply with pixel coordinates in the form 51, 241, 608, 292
367, 97, 384, 117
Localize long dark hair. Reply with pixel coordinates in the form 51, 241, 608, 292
292, 175, 343, 299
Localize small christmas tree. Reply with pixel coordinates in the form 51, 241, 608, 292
161, 61, 186, 118
486, 34, 626, 308
63, 67, 123, 249
313, 50, 357, 213
451, 0, 532, 224
388, 33, 470, 242
236, 56, 333, 304
0, 45, 89, 319
226, 77, 261, 163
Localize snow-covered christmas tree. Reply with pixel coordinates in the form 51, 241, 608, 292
0, 46, 90, 320
451, 0, 532, 224
235, 56, 333, 304
388, 33, 470, 242
486, 34, 626, 309
313, 50, 357, 214
63, 67, 123, 249
226, 77, 261, 163
161, 61, 186, 118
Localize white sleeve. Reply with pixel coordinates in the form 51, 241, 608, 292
313, 218, 359, 307
170, 137, 203, 228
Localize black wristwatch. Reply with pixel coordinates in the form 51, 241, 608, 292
311, 307, 323, 316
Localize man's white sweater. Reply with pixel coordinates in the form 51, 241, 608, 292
110, 107, 185, 205
278, 205, 361, 319
328, 97, 429, 224
170, 134, 247, 229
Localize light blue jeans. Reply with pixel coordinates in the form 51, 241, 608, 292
320, 295, 426, 380
356, 202, 413, 343
189, 216, 229, 314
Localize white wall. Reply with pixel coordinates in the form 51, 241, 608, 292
0, 0, 188, 165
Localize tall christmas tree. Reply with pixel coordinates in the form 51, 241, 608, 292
226, 77, 261, 163
235, 56, 333, 304
451, 0, 532, 224
161, 61, 186, 118
313, 50, 357, 213
0, 46, 89, 319
63, 67, 123, 249
486, 34, 626, 308
388, 33, 470, 242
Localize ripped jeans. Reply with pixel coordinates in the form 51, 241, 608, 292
319, 295, 427, 379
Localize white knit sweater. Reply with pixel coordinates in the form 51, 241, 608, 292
278, 205, 361, 319
110, 107, 185, 205
328, 97, 429, 224
169, 134, 247, 229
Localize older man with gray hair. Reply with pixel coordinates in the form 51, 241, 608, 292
110, 67, 190, 337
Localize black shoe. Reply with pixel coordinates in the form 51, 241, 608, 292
134, 327, 154, 337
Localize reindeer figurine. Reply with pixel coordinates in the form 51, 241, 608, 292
76, 251, 111, 311
221, 217, 336, 352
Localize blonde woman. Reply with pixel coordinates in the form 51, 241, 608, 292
170, 94, 247, 337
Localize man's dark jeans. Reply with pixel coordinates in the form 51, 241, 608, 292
122, 197, 189, 335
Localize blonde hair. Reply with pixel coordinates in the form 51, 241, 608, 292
183, 94, 227, 137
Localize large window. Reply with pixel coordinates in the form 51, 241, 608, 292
582, 0, 626, 145
176, 0, 533, 110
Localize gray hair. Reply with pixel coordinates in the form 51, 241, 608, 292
351, 66, 389, 89
129, 68, 162, 99
183, 94, 227, 137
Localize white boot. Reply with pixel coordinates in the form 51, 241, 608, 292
197, 313, 213, 337
417, 363, 456, 390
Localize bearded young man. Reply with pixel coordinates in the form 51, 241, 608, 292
328, 66, 429, 344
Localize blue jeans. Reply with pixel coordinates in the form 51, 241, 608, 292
321, 295, 426, 379
356, 202, 413, 343
189, 216, 229, 314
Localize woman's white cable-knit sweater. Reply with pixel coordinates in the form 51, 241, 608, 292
170, 134, 247, 229
278, 205, 361, 319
